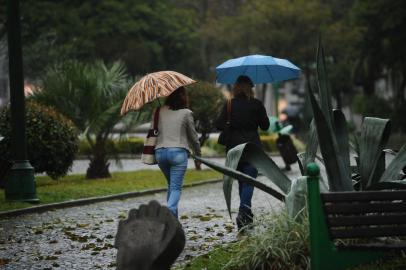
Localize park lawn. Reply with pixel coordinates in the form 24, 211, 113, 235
0, 169, 221, 212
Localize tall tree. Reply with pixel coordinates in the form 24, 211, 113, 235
11, 0, 201, 79
202, 0, 331, 82
351, 0, 406, 99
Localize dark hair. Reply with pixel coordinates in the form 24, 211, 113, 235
165, 86, 188, 110
236, 75, 254, 87
233, 75, 254, 98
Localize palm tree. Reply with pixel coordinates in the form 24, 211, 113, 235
32, 60, 150, 179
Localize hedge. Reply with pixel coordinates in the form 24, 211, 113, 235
78, 135, 305, 157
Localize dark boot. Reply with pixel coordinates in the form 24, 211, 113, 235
236, 210, 254, 231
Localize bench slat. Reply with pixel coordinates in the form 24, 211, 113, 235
330, 225, 406, 239
337, 242, 406, 251
324, 202, 406, 215
321, 190, 406, 202
327, 214, 406, 226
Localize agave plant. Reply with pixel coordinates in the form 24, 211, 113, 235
302, 39, 406, 192
195, 39, 406, 221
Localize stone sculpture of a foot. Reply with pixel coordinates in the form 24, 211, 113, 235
114, 200, 185, 270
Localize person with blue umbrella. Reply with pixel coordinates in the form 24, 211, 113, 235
215, 54, 300, 231
215, 75, 270, 231
216, 54, 300, 85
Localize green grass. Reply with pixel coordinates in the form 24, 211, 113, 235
181, 209, 310, 270
176, 244, 238, 270
0, 169, 221, 212
181, 209, 406, 270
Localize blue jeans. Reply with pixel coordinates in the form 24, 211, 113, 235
237, 162, 258, 215
155, 147, 188, 218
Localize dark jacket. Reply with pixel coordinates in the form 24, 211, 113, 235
215, 96, 270, 151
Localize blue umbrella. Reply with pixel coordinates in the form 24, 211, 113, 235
216, 54, 300, 85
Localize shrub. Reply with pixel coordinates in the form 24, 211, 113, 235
352, 94, 391, 118
202, 138, 226, 155
260, 134, 279, 152
78, 137, 144, 156
224, 209, 310, 270
115, 138, 144, 154
0, 102, 78, 179
187, 82, 225, 145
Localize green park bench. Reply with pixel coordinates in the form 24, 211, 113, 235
306, 163, 406, 270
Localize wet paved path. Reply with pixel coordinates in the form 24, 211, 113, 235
0, 160, 300, 270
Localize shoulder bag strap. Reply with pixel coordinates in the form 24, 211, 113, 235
153, 107, 160, 133
226, 99, 232, 125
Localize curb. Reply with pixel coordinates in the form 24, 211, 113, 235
0, 178, 223, 219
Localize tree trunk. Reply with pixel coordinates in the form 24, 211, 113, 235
335, 91, 342, 110
199, 132, 209, 147
361, 70, 376, 96
86, 137, 111, 179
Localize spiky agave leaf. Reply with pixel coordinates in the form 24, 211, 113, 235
316, 37, 334, 130
333, 109, 351, 172
192, 154, 285, 218
224, 143, 290, 217
235, 143, 292, 193
359, 117, 391, 189
300, 120, 318, 174
193, 143, 290, 217
378, 144, 406, 182
308, 83, 353, 191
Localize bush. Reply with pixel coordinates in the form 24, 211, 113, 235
0, 102, 78, 179
260, 134, 279, 152
224, 209, 310, 270
352, 94, 392, 119
199, 135, 305, 157
76, 135, 304, 157
187, 82, 225, 145
202, 138, 226, 155
78, 137, 144, 156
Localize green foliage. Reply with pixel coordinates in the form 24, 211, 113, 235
223, 210, 310, 270
75, 136, 303, 157
183, 210, 310, 270
187, 82, 225, 145
304, 40, 406, 191
78, 138, 144, 156
14, 0, 203, 79
203, 0, 331, 76
352, 94, 392, 118
31, 60, 149, 179
194, 143, 295, 217
0, 102, 78, 179
202, 138, 226, 157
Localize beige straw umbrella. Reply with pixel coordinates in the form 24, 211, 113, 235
120, 70, 196, 115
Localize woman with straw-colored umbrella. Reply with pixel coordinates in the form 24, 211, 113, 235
121, 71, 201, 218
